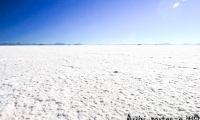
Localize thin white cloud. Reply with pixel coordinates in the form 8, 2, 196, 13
173, 2, 180, 8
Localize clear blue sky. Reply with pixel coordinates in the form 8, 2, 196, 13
0, 0, 200, 44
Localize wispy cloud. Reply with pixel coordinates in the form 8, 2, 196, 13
173, 2, 180, 8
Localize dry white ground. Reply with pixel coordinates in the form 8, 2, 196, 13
0, 45, 199, 120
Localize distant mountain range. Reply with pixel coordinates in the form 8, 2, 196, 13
54, 43, 66, 45
0, 43, 81, 45
0, 43, 200, 45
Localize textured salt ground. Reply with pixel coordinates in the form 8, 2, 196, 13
0, 45, 200, 120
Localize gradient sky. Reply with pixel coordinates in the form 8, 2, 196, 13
0, 0, 200, 44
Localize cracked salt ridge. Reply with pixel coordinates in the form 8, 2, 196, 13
0, 45, 200, 119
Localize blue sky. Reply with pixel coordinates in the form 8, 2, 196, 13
0, 0, 200, 44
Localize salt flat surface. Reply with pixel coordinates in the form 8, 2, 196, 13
0, 45, 200, 120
